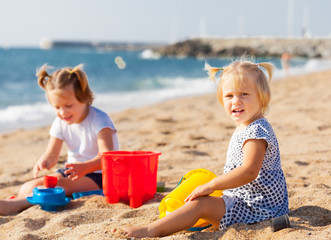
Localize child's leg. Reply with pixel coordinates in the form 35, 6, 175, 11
0, 176, 46, 215
0, 173, 100, 216
0, 198, 32, 216
55, 175, 101, 195
18, 173, 100, 198
18, 175, 46, 198
126, 196, 226, 238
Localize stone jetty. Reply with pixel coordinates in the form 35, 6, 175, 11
153, 37, 331, 58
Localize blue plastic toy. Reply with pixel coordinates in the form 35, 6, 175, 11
72, 189, 104, 199
27, 186, 71, 211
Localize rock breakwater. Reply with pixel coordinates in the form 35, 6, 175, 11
153, 37, 331, 58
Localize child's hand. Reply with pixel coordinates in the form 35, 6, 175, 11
64, 162, 88, 181
184, 183, 214, 202
33, 136, 62, 178
33, 158, 51, 178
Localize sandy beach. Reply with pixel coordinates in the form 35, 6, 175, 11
0, 69, 330, 239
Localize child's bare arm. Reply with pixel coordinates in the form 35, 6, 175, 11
64, 127, 115, 180
97, 127, 115, 153
33, 136, 63, 178
185, 139, 267, 202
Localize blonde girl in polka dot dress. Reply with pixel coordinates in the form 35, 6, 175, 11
126, 59, 289, 238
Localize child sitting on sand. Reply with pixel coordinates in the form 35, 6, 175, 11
126, 59, 289, 237
0, 64, 119, 215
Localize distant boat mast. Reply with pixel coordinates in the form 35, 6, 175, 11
287, 0, 295, 37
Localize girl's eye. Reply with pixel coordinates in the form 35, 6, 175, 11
66, 104, 73, 108
225, 94, 233, 98
241, 93, 248, 96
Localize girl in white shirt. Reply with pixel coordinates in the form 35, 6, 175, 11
0, 64, 119, 215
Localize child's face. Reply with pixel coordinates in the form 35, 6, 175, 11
47, 84, 88, 125
222, 76, 263, 129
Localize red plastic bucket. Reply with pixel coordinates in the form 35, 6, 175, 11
100, 151, 161, 208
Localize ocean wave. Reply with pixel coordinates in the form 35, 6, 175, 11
0, 103, 54, 133
0, 77, 215, 133
94, 76, 216, 113
1, 57, 331, 133
140, 49, 161, 60
273, 58, 331, 79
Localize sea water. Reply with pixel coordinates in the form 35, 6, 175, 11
0, 47, 330, 133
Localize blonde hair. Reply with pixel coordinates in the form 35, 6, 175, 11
36, 64, 94, 105
205, 59, 274, 115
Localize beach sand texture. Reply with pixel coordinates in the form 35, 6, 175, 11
0, 70, 330, 239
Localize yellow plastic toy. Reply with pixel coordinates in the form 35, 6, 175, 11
159, 169, 223, 229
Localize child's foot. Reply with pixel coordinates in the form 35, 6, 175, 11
125, 226, 151, 238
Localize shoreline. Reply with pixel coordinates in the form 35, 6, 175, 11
0, 69, 331, 239
2, 55, 331, 135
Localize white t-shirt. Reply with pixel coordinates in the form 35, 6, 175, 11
50, 106, 119, 173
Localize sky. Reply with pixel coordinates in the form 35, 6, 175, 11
0, 0, 330, 47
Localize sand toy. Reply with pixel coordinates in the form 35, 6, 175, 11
100, 151, 161, 208
72, 189, 104, 199
27, 187, 71, 211
271, 214, 291, 232
26, 176, 71, 211
159, 169, 223, 230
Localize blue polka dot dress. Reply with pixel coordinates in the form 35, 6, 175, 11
219, 118, 289, 229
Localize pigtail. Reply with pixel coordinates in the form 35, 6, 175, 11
36, 64, 50, 90
69, 64, 88, 92
37, 63, 94, 105
68, 64, 94, 105
204, 62, 224, 81
255, 62, 274, 115
257, 62, 274, 82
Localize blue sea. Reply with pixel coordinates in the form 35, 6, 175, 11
1, 47, 330, 133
